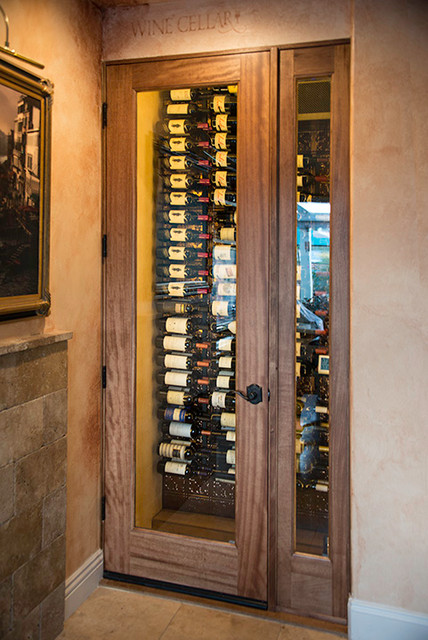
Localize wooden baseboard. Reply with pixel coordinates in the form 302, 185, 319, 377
65, 549, 104, 619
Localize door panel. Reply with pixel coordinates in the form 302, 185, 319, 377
104, 52, 270, 600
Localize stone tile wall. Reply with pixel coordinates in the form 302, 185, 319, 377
0, 334, 71, 640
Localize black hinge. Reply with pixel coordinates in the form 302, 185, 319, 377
101, 496, 106, 521
102, 102, 107, 128
102, 234, 107, 259
102, 365, 107, 389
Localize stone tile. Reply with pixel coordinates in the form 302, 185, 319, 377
161, 603, 282, 640
14, 534, 65, 620
0, 464, 14, 524
277, 625, 345, 640
0, 342, 67, 412
43, 486, 67, 547
0, 398, 44, 468
15, 437, 67, 514
0, 505, 42, 582
41, 582, 65, 640
0, 577, 12, 637
57, 587, 180, 640
43, 389, 68, 445
4, 603, 40, 640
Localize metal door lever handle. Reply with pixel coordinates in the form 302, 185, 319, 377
234, 384, 263, 405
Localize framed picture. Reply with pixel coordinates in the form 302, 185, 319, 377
0, 57, 52, 319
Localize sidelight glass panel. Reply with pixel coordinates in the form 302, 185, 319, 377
135, 85, 238, 542
295, 78, 331, 556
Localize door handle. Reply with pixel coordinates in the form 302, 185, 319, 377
234, 384, 263, 405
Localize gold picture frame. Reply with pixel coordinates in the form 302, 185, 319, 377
0, 57, 52, 319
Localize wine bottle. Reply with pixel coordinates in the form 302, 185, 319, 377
158, 209, 209, 225
201, 430, 235, 448
157, 281, 209, 297
211, 390, 236, 410
218, 227, 236, 242
156, 227, 210, 242
156, 370, 210, 389
213, 245, 236, 262
162, 191, 208, 207
169, 88, 209, 101
213, 263, 237, 280
158, 389, 195, 407
213, 114, 237, 134
161, 420, 200, 439
158, 440, 195, 460
158, 405, 193, 423
155, 334, 209, 353
212, 336, 236, 354
215, 373, 235, 391
212, 209, 237, 224
156, 300, 200, 315
156, 264, 209, 279
210, 94, 237, 115
210, 411, 236, 429
165, 136, 210, 153
210, 132, 237, 152
163, 155, 211, 171
214, 150, 236, 168
210, 170, 236, 189
211, 300, 236, 317
210, 188, 237, 207
157, 316, 194, 334
156, 246, 209, 261
157, 459, 191, 476
163, 173, 205, 190
299, 425, 329, 447
156, 354, 194, 372
163, 100, 207, 116
161, 118, 209, 136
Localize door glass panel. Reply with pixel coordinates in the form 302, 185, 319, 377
135, 86, 238, 543
295, 78, 331, 556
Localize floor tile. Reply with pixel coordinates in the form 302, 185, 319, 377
278, 624, 345, 640
57, 587, 181, 640
160, 602, 282, 640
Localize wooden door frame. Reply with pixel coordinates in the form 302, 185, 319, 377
103, 50, 271, 602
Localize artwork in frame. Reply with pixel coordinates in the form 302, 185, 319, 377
0, 57, 52, 320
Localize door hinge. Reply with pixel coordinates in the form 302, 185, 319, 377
101, 496, 106, 521
102, 234, 107, 259
102, 366, 107, 389
102, 102, 107, 128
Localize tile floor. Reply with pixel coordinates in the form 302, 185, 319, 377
58, 586, 347, 640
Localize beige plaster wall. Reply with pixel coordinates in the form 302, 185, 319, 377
0, 0, 103, 577
102, 0, 428, 616
351, 0, 428, 614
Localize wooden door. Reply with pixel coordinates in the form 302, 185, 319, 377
103, 52, 270, 601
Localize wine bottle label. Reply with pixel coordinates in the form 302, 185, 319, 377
296, 362, 301, 377
168, 421, 192, 438
296, 265, 301, 279
169, 137, 187, 152
164, 354, 188, 370
166, 103, 189, 115
167, 119, 186, 134
168, 210, 186, 224
163, 335, 187, 351
296, 304, 301, 319
219, 356, 233, 369
216, 374, 232, 389
170, 228, 187, 241
297, 154, 304, 168
170, 174, 187, 189
215, 114, 228, 131
168, 283, 185, 297
165, 317, 188, 333
296, 342, 301, 357
211, 301, 229, 317
214, 133, 227, 150
228, 320, 236, 334
221, 412, 236, 428
168, 264, 186, 278
217, 336, 233, 351
169, 156, 186, 170
215, 151, 228, 167
166, 389, 186, 405
315, 483, 329, 493
165, 371, 189, 386
315, 406, 328, 414
159, 442, 187, 460
228, 84, 238, 94
217, 282, 236, 297
168, 246, 185, 260
170, 192, 187, 206
226, 449, 236, 464
296, 284, 300, 298
228, 467, 236, 475
212, 391, 227, 408
297, 175, 304, 187
170, 89, 192, 101
214, 171, 228, 187
214, 188, 226, 206
226, 431, 236, 442
164, 460, 188, 475
164, 406, 187, 422
213, 95, 226, 113
220, 227, 236, 241
213, 245, 234, 261
213, 264, 236, 280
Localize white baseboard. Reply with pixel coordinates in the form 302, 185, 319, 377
349, 598, 428, 640
65, 549, 104, 619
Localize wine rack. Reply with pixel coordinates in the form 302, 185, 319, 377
152, 85, 238, 522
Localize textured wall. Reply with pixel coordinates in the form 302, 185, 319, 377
351, 0, 428, 614
0, 0, 102, 578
